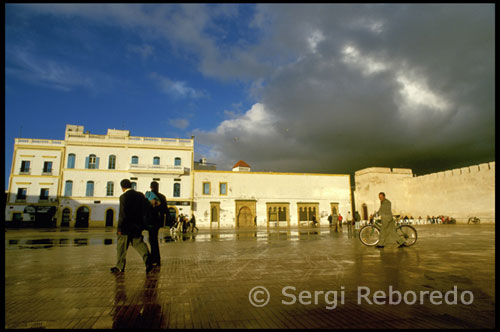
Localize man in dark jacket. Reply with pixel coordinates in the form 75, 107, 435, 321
146, 181, 168, 266
111, 179, 153, 273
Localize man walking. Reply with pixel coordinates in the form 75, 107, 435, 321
376, 192, 407, 249
145, 181, 168, 267
111, 179, 153, 274
189, 213, 199, 232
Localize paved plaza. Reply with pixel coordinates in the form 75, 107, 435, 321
4, 224, 495, 329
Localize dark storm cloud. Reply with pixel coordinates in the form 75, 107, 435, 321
195, 4, 494, 175
16, 4, 494, 174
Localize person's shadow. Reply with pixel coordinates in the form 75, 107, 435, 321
112, 269, 163, 328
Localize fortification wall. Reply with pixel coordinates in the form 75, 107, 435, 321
354, 167, 413, 218
354, 161, 495, 223
406, 162, 495, 223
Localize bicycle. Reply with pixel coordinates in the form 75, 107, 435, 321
468, 217, 480, 224
359, 218, 417, 247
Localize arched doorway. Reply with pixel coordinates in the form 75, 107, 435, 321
61, 208, 71, 227
238, 206, 254, 228
105, 209, 114, 227
75, 206, 90, 228
362, 204, 368, 221
168, 207, 177, 227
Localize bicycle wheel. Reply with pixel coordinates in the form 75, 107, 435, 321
359, 225, 380, 246
398, 225, 417, 246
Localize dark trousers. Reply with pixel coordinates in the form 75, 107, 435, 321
148, 227, 161, 265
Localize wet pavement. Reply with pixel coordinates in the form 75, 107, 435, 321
4, 224, 495, 329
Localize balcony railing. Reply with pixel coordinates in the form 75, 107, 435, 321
66, 133, 193, 148
128, 163, 189, 174
16, 138, 64, 146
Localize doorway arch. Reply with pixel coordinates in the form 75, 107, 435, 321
167, 207, 178, 227
75, 206, 90, 228
61, 208, 71, 227
105, 209, 114, 227
362, 204, 368, 221
237, 206, 254, 228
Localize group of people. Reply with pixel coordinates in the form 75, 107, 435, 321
171, 213, 198, 233
327, 210, 363, 231
426, 215, 456, 224
110, 179, 168, 274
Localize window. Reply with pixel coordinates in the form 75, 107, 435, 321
85, 154, 99, 169
131, 182, 137, 190
108, 155, 116, 169
174, 157, 181, 166
64, 181, 73, 197
67, 154, 75, 168
40, 188, 49, 201
153, 156, 160, 165
173, 183, 180, 197
297, 203, 319, 224
43, 161, 53, 174
220, 183, 227, 195
131, 156, 139, 165
20, 160, 30, 173
267, 203, 290, 227
16, 188, 27, 201
86, 181, 94, 197
106, 181, 114, 196
203, 182, 210, 195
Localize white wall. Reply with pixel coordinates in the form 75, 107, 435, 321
193, 171, 351, 228
354, 162, 495, 223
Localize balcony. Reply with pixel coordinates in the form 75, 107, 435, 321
66, 133, 194, 148
128, 164, 189, 175
15, 138, 64, 146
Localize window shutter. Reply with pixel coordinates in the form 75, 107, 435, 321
95, 157, 100, 169
85, 156, 89, 169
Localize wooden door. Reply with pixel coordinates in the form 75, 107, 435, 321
238, 206, 254, 228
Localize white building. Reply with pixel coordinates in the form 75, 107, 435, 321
193, 161, 352, 229
5, 125, 352, 229
6, 137, 65, 226
6, 125, 194, 227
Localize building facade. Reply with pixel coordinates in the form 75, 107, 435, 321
6, 137, 65, 226
6, 125, 194, 227
5, 126, 352, 228
354, 162, 495, 223
193, 161, 352, 229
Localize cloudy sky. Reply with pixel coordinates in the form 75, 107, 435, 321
5, 4, 495, 188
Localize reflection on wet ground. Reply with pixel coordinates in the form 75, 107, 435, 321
5, 224, 495, 328
5, 227, 338, 249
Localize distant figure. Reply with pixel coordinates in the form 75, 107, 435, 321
189, 213, 199, 232
338, 214, 343, 228
182, 214, 189, 233
111, 179, 153, 274
354, 211, 361, 230
369, 214, 374, 225
375, 192, 407, 249
332, 212, 339, 232
328, 214, 333, 227
311, 215, 318, 227
347, 212, 352, 231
